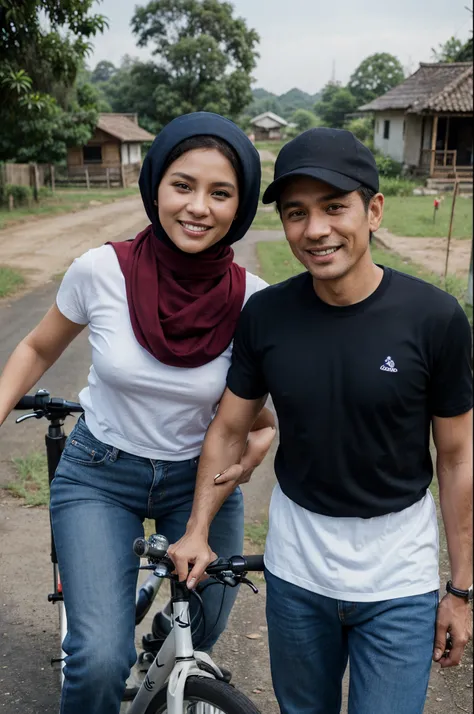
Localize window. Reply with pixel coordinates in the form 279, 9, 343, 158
383, 120, 390, 140
83, 145, 102, 163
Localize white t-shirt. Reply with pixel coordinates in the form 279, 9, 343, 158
264, 484, 440, 602
56, 245, 268, 460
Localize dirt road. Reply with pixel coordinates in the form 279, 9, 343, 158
0, 196, 147, 294
0, 199, 472, 713
376, 227, 471, 278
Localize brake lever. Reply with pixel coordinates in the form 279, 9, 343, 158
240, 576, 259, 594
215, 572, 259, 594
16, 411, 44, 423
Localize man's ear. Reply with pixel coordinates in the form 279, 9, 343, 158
368, 193, 384, 233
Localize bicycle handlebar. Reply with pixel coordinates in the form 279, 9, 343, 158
133, 537, 264, 573
14, 391, 83, 414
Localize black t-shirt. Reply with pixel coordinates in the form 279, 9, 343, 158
227, 268, 473, 518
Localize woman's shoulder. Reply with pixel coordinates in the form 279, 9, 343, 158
244, 270, 269, 305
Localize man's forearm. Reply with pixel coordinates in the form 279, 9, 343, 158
186, 422, 247, 535
438, 456, 473, 589
252, 405, 275, 431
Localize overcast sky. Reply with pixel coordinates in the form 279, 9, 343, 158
90, 0, 472, 95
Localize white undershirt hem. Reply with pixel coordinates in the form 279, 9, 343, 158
264, 557, 440, 602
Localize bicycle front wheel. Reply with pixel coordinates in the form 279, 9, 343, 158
144, 675, 261, 714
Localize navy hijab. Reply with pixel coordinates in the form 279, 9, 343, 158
109, 112, 262, 368
139, 111, 261, 246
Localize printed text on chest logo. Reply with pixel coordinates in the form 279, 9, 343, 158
380, 356, 398, 373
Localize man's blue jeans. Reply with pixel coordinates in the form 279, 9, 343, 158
50, 416, 243, 714
265, 569, 438, 714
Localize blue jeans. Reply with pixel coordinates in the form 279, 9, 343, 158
50, 416, 244, 714
265, 569, 438, 714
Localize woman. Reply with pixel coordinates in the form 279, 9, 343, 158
0, 112, 275, 714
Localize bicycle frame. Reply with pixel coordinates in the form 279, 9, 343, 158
129, 580, 223, 714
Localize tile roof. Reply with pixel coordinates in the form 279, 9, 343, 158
359, 63, 473, 114
97, 113, 155, 142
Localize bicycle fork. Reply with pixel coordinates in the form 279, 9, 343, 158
128, 592, 221, 714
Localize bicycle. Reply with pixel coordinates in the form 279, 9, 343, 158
13, 389, 264, 714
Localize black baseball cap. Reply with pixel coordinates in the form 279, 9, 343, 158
262, 127, 379, 204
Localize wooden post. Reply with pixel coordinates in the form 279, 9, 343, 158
8, 193, 14, 211
85, 167, 90, 190
443, 117, 450, 167
444, 180, 459, 282
106, 167, 111, 189
30, 162, 40, 202
50, 164, 55, 193
120, 164, 126, 189
430, 115, 438, 178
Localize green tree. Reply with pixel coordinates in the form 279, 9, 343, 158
91, 60, 117, 84
344, 116, 374, 146
92, 56, 170, 134
131, 0, 260, 127
455, 37, 473, 61
291, 108, 321, 132
315, 83, 358, 129
431, 36, 464, 62
0, 1, 107, 162
348, 53, 404, 106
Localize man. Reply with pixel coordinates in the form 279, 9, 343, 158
168, 128, 473, 713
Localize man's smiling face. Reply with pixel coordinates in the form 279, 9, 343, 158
279, 176, 383, 282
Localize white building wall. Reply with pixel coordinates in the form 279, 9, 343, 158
130, 143, 142, 163
120, 143, 142, 165
403, 115, 423, 167
373, 111, 405, 163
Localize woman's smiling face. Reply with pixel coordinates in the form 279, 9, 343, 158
157, 148, 240, 254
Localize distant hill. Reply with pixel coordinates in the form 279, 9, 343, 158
244, 87, 322, 120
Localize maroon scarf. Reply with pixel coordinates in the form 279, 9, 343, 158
109, 226, 246, 368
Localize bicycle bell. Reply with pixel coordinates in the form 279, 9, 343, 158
149, 534, 169, 558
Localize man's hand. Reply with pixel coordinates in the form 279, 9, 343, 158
167, 530, 217, 590
433, 594, 473, 667
214, 425, 276, 486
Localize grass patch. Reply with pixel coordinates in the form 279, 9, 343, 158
254, 140, 287, 156
382, 194, 472, 239
8, 452, 49, 506
256, 240, 472, 322
0, 187, 139, 230
244, 520, 269, 551
0, 265, 25, 297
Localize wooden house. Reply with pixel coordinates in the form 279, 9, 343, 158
66, 113, 155, 187
359, 62, 473, 190
250, 112, 289, 141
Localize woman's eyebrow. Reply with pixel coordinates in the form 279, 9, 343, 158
171, 172, 235, 190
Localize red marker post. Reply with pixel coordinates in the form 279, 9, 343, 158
433, 198, 440, 223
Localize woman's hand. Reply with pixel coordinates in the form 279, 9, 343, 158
214, 425, 276, 486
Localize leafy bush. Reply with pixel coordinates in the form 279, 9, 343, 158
379, 177, 418, 196
345, 117, 374, 145
375, 154, 402, 178
4, 184, 33, 206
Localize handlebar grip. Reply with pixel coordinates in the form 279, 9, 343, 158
243, 555, 265, 572
14, 395, 44, 410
